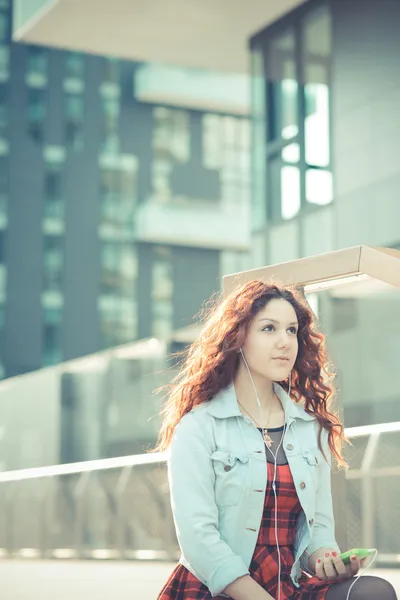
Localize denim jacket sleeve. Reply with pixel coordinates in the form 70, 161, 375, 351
168, 411, 250, 597
301, 427, 341, 571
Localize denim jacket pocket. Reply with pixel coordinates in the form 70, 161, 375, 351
211, 449, 249, 507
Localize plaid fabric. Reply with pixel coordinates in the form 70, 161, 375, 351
158, 462, 331, 600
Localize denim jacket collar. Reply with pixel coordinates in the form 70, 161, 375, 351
205, 381, 315, 424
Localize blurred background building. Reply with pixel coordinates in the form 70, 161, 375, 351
1, 0, 400, 595
0, 0, 251, 379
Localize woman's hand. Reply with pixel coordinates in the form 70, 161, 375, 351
315, 551, 365, 582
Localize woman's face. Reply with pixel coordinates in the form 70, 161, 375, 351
241, 298, 299, 382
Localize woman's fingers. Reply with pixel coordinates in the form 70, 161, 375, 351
330, 552, 347, 578
349, 555, 361, 575
315, 559, 327, 580
316, 551, 358, 581
322, 553, 338, 580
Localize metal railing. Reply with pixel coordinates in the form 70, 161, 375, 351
1, 422, 400, 565
0, 452, 178, 561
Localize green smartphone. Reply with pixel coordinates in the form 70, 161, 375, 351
339, 548, 376, 564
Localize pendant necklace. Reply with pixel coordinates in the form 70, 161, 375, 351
238, 398, 275, 449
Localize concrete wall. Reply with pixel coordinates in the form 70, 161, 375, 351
331, 0, 400, 250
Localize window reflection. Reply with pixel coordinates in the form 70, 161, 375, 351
27, 88, 46, 142
65, 52, 84, 79
267, 31, 298, 142
0, 12, 8, 42
44, 146, 65, 220
103, 58, 120, 84
153, 107, 189, 163
99, 243, 137, 347
252, 3, 333, 223
99, 154, 137, 234
0, 46, 9, 81
43, 315, 62, 366
102, 96, 120, 153
269, 157, 300, 221
26, 46, 47, 88
202, 113, 250, 205
43, 235, 63, 291
303, 5, 332, 204
306, 168, 333, 205
281, 166, 300, 220
152, 107, 190, 203
281, 143, 300, 164
0, 154, 7, 223
305, 82, 329, 167
304, 5, 331, 57
152, 246, 173, 339
65, 92, 84, 150
0, 83, 6, 139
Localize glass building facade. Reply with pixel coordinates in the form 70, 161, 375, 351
0, 3, 251, 378
249, 0, 400, 430
250, 0, 332, 230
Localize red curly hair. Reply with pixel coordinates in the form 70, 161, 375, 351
153, 280, 350, 469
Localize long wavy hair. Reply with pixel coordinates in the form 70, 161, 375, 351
153, 280, 350, 469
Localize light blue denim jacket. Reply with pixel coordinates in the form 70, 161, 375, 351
167, 382, 340, 598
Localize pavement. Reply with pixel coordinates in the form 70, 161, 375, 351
1, 560, 400, 599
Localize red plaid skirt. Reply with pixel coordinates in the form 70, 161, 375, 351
158, 461, 332, 599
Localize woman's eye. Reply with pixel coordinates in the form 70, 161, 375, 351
263, 325, 298, 334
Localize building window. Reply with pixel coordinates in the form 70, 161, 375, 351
0, 154, 7, 224
99, 243, 137, 348
0, 83, 6, 139
151, 107, 190, 203
0, 45, 8, 81
103, 57, 120, 84
26, 46, 47, 88
265, 31, 298, 143
65, 92, 84, 150
0, 12, 8, 42
153, 107, 189, 163
151, 246, 173, 339
99, 154, 137, 234
250, 1, 332, 224
43, 314, 62, 366
303, 5, 332, 206
27, 46, 47, 74
44, 147, 65, 221
202, 114, 250, 206
65, 52, 84, 79
0, 229, 6, 328
43, 235, 63, 292
268, 157, 300, 221
101, 96, 119, 153
27, 88, 46, 142
42, 233, 63, 364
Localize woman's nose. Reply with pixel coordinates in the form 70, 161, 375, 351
277, 334, 290, 348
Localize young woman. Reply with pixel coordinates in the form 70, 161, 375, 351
155, 281, 397, 600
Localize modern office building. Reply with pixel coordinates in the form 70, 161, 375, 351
8, 0, 400, 420
249, 0, 400, 426
0, 1, 252, 378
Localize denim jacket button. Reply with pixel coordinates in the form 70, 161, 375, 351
309, 518, 314, 526
300, 481, 306, 489
224, 465, 232, 472
287, 444, 294, 451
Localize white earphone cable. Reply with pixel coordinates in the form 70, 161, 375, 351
238, 349, 378, 600
240, 348, 287, 600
